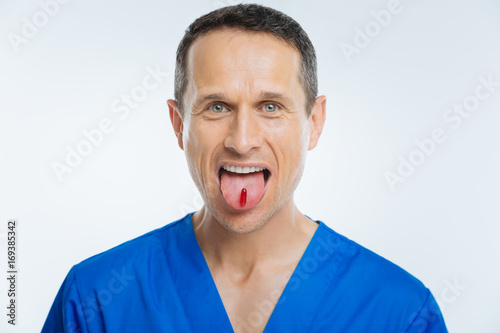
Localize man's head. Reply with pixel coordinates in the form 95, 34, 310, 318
174, 4, 318, 116
168, 4, 326, 233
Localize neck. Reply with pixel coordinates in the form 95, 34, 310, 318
191, 200, 318, 277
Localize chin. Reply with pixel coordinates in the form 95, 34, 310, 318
214, 207, 274, 234
224, 220, 265, 234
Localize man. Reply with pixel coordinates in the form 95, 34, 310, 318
43, 4, 447, 332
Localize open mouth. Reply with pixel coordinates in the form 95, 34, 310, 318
218, 165, 270, 183
218, 165, 271, 210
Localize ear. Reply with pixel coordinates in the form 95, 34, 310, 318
308, 95, 326, 150
167, 99, 184, 150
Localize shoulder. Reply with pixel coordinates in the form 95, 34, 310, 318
311, 222, 447, 331
317, 222, 434, 315
318, 221, 427, 295
70, 214, 189, 287
43, 215, 193, 332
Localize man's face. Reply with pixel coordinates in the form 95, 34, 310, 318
169, 29, 324, 233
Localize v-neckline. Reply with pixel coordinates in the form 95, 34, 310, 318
164, 213, 345, 333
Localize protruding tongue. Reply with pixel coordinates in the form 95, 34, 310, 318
220, 171, 265, 210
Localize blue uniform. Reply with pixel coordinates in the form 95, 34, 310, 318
42, 213, 447, 332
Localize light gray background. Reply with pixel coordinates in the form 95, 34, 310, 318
1, 0, 499, 332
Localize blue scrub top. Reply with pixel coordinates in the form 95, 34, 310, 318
42, 213, 447, 332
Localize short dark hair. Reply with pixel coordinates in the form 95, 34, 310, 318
174, 3, 318, 116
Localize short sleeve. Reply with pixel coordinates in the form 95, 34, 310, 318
41, 267, 89, 333
404, 289, 448, 333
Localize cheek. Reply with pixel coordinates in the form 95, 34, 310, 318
264, 117, 309, 153
184, 118, 207, 151
184, 121, 222, 167
298, 122, 311, 151
182, 125, 205, 177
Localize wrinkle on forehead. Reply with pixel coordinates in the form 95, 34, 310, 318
184, 28, 304, 109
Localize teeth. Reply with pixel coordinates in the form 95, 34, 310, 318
222, 165, 266, 174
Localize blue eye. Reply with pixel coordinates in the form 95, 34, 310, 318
211, 104, 226, 113
264, 104, 278, 112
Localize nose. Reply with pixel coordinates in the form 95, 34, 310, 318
224, 107, 263, 155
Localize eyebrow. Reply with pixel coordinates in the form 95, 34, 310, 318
259, 91, 293, 105
193, 91, 293, 108
193, 93, 228, 108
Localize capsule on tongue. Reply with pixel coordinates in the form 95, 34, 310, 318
220, 170, 265, 210
240, 188, 247, 207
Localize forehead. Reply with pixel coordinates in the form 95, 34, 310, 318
186, 28, 302, 98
